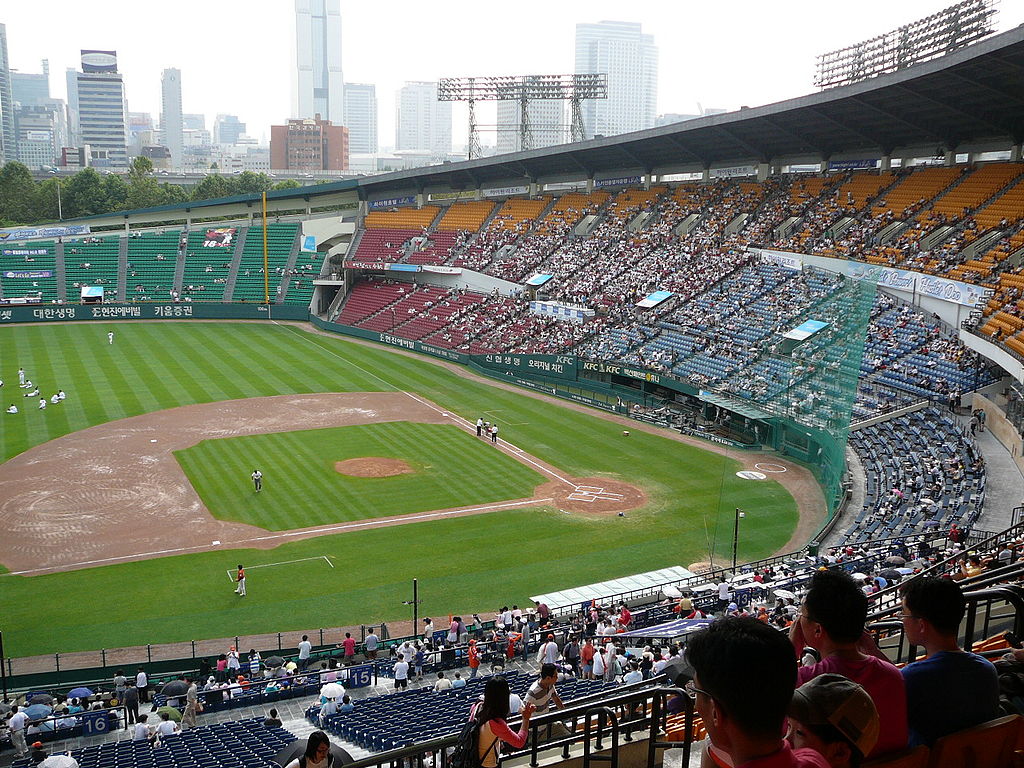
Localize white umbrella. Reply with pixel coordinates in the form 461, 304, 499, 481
851, 573, 868, 580
662, 585, 682, 599
773, 589, 796, 600
40, 756, 79, 768
320, 682, 345, 699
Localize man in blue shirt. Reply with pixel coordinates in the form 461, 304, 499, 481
900, 577, 999, 746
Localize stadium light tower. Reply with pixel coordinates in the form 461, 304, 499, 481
438, 73, 608, 159
814, 0, 997, 89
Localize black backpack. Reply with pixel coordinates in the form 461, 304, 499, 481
449, 718, 498, 768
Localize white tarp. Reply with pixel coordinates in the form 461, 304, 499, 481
530, 566, 697, 610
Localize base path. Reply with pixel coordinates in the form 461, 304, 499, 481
0, 392, 647, 576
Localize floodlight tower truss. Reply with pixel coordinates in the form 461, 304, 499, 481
814, 0, 997, 89
438, 73, 608, 159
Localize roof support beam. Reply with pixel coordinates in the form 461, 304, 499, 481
891, 84, 1010, 136
848, 96, 942, 142
715, 125, 767, 163
805, 106, 888, 150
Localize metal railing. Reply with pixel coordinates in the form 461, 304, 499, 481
330, 682, 692, 768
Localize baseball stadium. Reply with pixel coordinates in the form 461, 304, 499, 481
3, 6, 1024, 768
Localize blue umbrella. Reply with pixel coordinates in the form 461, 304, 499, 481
23, 703, 52, 720
67, 687, 93, 699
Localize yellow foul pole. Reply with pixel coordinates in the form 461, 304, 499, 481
262, 192, 269, 304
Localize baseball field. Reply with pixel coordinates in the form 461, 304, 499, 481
0, 320, 815, 657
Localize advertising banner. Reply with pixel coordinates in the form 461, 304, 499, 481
203, 228, 237, 248
2, 248, 49, 257
710, 165, 755, 179
3, 270, 52, 279
595, 176, 642, 188
482, 185, 529, 198
0, 225, 90, 241
473, 352, 577, 380
369, 196, 416, 209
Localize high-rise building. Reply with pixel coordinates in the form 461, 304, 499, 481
65, 67, 80, 146
343, 83, 377, 155
0, 24, 16, 162
75, 50, 128, 168
213, 114, 246, 146
11, 60, 50, 107
574, 20, 657, 139
183, 113, 205, 131
160, 68, 184, 169
14, 102, 65, 169
127, 112, 154, 155
496, 94, 566, 154
270, 114, 348, 172
395, 81, 451, 158
293, 0, 344, 125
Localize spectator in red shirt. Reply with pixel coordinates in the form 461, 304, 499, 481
341, 633, 356, 660
468, 640, 481, 679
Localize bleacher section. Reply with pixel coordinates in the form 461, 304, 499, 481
0, 240, 60, 303
309, 670, 617, 752
126, 231, 180, 302
435, 200, 495, 231
10, 718, 295, 768
181, 229, 234, 301
64, 236, 120, 302
232, 224, 299, 303
844, 406, 984, 545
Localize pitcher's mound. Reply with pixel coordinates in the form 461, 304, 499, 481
334, 457, 414, 477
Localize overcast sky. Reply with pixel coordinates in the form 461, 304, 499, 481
3, 1, 1019, 150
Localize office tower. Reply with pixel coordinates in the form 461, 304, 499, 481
75, 50, 128, 168
343, 83, 377, 155
183, 113, 205, 130
65, 67, 80, 146
0, 24, 15, 162
293, 0, 344, 125
574, 20, 658, 138
14, 103, 63, 168
395, 81, 451, 158
161, 68, 184, 169
270, 114, 348, 171
496, 96, 566, 154
12, 60, 50, 107
214, 114, 247, 146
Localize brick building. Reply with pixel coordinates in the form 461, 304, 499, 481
270, 114, 348, 172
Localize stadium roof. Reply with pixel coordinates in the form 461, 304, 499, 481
67, 24, 1024, 225
530, 566, 697, 610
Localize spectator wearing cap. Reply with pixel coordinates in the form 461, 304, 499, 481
790, 570, 907, 758
686, 616, 829, 768
899, 577, 999, 746
29, 741, 47, 765
787, 674, 879, 768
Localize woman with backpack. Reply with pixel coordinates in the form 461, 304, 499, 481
472, 677, 535, 768
285, 731, 333, 768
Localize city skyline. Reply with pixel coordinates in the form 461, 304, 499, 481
1, 1, 1019, 155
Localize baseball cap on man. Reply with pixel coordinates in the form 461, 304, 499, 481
788, 674, 879, 758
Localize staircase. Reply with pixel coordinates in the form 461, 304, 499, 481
172, 248, 187, 294
221, 225, 249, 302
54, 241, 67, 302
116, 237, 128, 302
275, 229, 303, 303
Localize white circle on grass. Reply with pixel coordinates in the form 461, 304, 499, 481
755, 462, 787, 473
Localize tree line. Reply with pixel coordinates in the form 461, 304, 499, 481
0, 157, 306, 227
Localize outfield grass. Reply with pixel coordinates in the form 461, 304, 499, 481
0, 321, 803, 656
176, 423, 546, 529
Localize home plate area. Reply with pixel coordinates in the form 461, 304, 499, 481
569, 485, 626, 503
543, 477, 646, 516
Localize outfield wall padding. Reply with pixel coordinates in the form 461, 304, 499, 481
0, 303, 310, 323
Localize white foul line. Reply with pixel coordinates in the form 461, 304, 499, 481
9, 497, 554, 575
